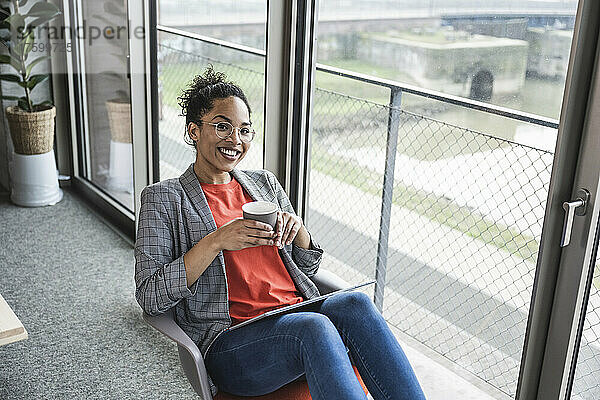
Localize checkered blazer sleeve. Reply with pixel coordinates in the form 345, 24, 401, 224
134, 186, 197, 316
265, 170, 323, 277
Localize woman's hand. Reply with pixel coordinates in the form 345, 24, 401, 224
275, 211, 304, 248
212, 218, 276, 251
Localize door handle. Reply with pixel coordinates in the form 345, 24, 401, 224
560, 189, 590, 247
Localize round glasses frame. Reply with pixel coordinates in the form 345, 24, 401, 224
192, 120, 256, 143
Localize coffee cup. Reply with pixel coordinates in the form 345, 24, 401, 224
242, 201, 279, 230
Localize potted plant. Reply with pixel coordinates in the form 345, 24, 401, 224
0, 0, 62, 206
94, 0, 132, 193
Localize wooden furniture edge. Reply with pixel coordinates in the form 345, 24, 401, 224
0, 328, 28, 346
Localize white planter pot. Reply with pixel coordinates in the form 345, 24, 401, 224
106, 140, 133, 193
9, 149, 63, 207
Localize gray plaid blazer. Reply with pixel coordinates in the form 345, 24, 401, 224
134, 163, 323, 397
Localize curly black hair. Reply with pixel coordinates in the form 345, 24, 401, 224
177, 65, 252, 150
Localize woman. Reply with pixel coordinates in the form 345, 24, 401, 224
134, 66, 425, 400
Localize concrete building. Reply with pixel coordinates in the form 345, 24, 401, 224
356, 28, 528, 100
526, 27, 573, 79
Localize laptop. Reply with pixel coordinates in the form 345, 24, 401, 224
227, 280, 377, 332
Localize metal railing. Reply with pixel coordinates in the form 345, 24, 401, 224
316, 63, 559, 129
306, 86, 554, 397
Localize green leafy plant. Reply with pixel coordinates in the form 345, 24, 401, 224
0, 0, 61, 112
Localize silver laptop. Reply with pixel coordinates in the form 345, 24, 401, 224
227, 280, 377, 332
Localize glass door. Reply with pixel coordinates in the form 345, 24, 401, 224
302, 0, 599, 398
64, 0, 154, 238
153, 0, 268, 181
67, 0, 134, 211
533, 19, 600, 396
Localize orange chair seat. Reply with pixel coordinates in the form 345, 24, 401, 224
215, 364, 368, 400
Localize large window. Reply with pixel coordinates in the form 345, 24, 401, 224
306, 1, 581, 398
156, 0, 266, 180
72, 0, 134, 210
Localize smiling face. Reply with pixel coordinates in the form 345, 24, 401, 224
188, 96, 251, 183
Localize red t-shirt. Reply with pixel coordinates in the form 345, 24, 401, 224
199, 176, 304, 325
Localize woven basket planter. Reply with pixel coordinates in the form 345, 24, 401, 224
6, 105, 56, 155
106, 99, 132, 143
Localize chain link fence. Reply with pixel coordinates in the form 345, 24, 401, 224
306, 82, 553, 397
156, 33, 600, 399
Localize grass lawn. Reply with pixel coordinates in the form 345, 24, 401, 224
310, 146, 541, 263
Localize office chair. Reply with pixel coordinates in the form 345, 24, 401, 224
143, 269, 368, 399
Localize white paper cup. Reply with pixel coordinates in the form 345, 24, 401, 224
242, 201, 278, 229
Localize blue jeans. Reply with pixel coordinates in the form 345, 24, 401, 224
205, 291, 426, 400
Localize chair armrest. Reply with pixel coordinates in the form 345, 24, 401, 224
143, 309, 199, 354
309, 268, 351, 294
142, 310, 213, 400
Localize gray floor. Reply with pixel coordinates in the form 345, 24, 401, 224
0, 188, 198, 399
0, 187, 507, 400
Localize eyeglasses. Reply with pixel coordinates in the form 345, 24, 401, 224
193, 120, 255, 143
